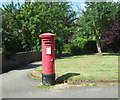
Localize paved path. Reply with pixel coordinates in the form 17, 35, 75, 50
1, 61, 118, 98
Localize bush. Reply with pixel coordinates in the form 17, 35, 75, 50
63, 44, 71, 54
72, 37, 88, 49
70, 45, 82, 55
84, 40, 97, 52
70, 37, 88, 54
2, 33, 25, 55
63, 38, 97, 55
55, 38, 64, 56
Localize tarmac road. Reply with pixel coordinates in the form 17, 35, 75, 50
1, 61, 119, 98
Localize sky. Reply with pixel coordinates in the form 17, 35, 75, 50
0, 0, 119, 12
0, 0, 85, 12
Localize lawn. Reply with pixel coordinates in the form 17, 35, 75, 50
35, 53, 119, 83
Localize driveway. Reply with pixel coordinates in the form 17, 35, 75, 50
1, 61, 118, 98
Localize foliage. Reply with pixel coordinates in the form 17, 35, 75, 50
72, 37, 88, 49
70, 37, 87, 54
77, 2, 119, 54
2, 2, 25, 54
2, 1, 119, 55
1, 2, 76, 55
80, 2, 118, 36
63, 37, 97, 55
71, 39, 97, 54
84, 40, 97, 51
63, 44, 71, 54
2, 33, 24, 55
101, 11, 120, 52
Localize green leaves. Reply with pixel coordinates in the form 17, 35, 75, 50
76, 2, 119, 54
77, 2, 119, 38
2, 2, 76, 54
72, 37, 88, 49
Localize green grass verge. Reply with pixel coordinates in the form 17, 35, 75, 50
36, 85, 53, 89
35, 52, 119, 84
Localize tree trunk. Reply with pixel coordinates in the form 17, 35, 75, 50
96, 36, 102, 56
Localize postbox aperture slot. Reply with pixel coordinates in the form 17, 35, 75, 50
45, 42, 52, 44
46, 46, 51, 54
43, 40, 52, 41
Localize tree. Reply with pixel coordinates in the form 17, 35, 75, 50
2, 2, 25, 54
77, 2, 119, 55
101, 11, 120, 52
1, 2, 76, 55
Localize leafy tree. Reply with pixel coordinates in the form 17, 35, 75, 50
2, 2, 25, 54
101, 11, 120, 52
1, 2, 76, 55
77, 2, 119, 55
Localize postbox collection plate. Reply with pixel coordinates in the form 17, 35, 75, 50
46, 46, 51, 54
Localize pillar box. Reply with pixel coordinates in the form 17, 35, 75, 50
39, 33, 57, 85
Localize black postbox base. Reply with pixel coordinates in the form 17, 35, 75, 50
42, 73, 55, 85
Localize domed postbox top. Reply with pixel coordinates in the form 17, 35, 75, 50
39, 33, 57, 38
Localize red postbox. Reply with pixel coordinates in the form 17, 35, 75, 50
39, 33, 57, 85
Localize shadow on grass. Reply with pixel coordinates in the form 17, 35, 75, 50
56, 53, 97, 60
56, 73, 80, 84
103, 53, 120, 56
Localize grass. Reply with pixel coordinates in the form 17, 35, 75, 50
34, 52, 119, 84
36, 85, 53, 89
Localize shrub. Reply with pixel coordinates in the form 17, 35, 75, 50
70, 45, 81, 55
84, 40, 97, 52
63, 44, 71, 54
63, 38, 97, 55
70, 37, 88, 54
2, 33, 25, 55
72, 37, 88, 49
